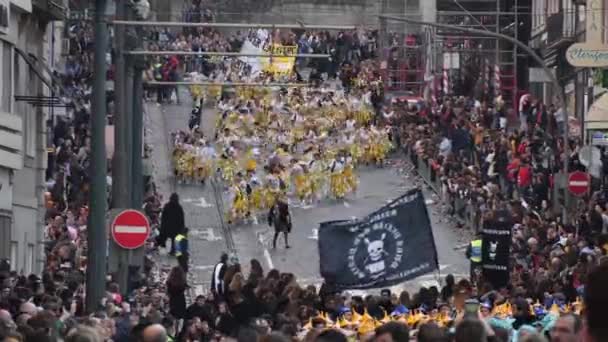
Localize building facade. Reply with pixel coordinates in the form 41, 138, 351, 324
433, 0, 531, 109
0, 0, 65, 274
529, 0, 600, 121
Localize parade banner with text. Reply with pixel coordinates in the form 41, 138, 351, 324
481, 209, 513, 289
318, 189, 439, 290
264, 44, 298, 75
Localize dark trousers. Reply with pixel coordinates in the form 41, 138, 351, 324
470, 262, 482, 282
177, 254, 189, 273
273, 231, 289, 248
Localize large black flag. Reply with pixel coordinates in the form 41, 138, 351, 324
318, 189, 439, 290
481, 209, 512, 289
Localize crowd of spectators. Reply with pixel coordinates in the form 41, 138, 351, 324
389, 94, 608, 336
142, 1, 381, 104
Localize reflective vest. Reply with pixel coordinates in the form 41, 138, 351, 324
175, 234, 187, 257
470, 239, 482, 263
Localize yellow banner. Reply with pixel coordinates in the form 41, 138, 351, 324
264, 44, 298, 75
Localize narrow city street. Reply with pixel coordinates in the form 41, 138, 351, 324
147, 87, 469, 295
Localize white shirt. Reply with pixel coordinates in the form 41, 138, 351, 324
330, 159, 344, 173
382, 111, 394, 119
291, 164, 304, 176
345, 119, 356, 131
554, 108, 565, 123
201, 146, 216, 159
519, 94, 531, 112
342, 134, 355, 145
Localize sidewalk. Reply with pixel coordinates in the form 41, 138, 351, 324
145, 95, 227, 298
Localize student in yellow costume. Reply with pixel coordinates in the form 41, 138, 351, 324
172, 145, 186, 180
307, 153, 327, 203
245, 159, 263, 224
365, 126, 392, 166
354, 108, 372, 126
358, 128, 374, 165
217, 148, 238, 184
193, 144, 211, 184
208, 84, 222, 101
373, 127, 393, 166
342, 131, 361, 166
190, 86, 204, 105
248, 174, 265, 222
290, 159, 311, 206
263, 166, 282, 209
342, 153, 358, 194
197, 140, 216, 185
328, 153, 347, 199
176, 146, 196, 183
228, 173, 249, 224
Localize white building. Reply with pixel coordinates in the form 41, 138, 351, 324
0, 0, 66, 274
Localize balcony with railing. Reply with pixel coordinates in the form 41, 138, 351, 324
32, 0, 67, 21
546, 11, 576, 49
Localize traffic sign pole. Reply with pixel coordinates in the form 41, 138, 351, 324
86, 0, 108, 314
111, 210, 151, 249
110, 209, 150, 294
568, 171, 590, 197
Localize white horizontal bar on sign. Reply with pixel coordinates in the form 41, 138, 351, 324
114, 225, 148, 234
569, 181, 589, 186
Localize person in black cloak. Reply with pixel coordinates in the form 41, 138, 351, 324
268, 197, 292, 249
166, 265, 188, 321
157, 193, 185, 255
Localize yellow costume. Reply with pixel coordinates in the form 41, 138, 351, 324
218, 157, 238, 184
343, 163, 358, 194
250, 186, 265, 211
263, 174, 282, 208
176, 150, 196, 181
195, 161, 211, 182
173, 147, 185, 177
309, 170, 326, 199
349, 143, 362, 165
179, 81, 396, 219
229, 184, 248, 223
294, 173, 310, 200
190, 85, 204, 102
354, 109, 372, 125
208, 84, 222, 100
330, 162, 347, 199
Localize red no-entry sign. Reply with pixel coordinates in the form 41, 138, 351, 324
111, 209, 150, 249
568, 171, 590, 196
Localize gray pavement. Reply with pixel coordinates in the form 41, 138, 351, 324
146, 92, 228, 295
148, 87, 470, 296
245, 165, 471, 292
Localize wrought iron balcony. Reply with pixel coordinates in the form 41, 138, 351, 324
546, 12, 576, 49
32, 0, 67, 21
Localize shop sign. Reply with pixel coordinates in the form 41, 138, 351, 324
566, 43, 608, 67
591, 131, 608, 146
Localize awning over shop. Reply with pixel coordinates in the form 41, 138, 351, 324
586, 92, 608, 130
